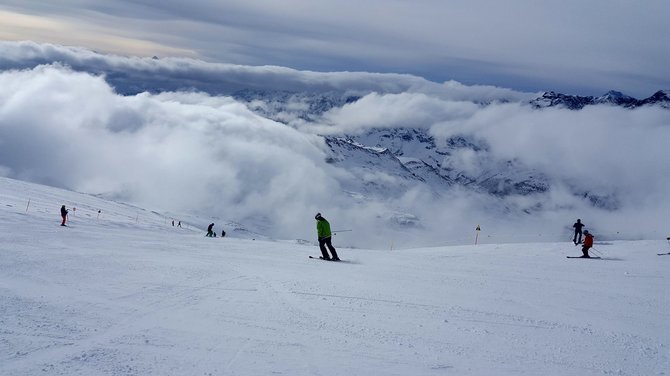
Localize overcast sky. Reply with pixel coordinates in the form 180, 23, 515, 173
0, 0, 668, 97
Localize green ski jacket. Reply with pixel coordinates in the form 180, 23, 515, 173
316, 218, 332, 239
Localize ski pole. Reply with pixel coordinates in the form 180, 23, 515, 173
332, 229, 352, 235
590, 247, 604, 257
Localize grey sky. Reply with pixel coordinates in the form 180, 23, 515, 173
0, 0, 668, 96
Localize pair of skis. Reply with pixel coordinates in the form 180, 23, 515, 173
309, 256, 342, 262
568, 253, 670, 258
568, 252, 670, 258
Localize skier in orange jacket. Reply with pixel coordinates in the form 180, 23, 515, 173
581, 230, 594, 258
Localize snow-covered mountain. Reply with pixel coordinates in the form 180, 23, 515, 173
638, 89, 670, 107
340, 128, 551, 198
322, 137, 423, 200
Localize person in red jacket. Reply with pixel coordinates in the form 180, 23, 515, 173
581, 230, 594, 258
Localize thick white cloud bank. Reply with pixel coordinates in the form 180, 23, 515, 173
1, 64, 669, 248
0, 65, 340, 239
0, 41, 538, 102
1, 1, 669, 96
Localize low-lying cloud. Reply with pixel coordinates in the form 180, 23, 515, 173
0, 65, 340, 240
1, 61, 669, 248
0, 41, 539, 102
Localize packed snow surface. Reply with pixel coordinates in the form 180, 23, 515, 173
1, 177, 669, 375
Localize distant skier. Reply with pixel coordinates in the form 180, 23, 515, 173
573, 219, 585, 245
171, 220, 175, 226
581, 230, 594, 258
60, 205, 68, 226
315, 213, 340, 261
221, 228, 226, 237
177, 221, 182, 228
206, 223, 215, 237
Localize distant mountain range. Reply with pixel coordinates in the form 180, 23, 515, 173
530, 90, 670, 110
231, 89, 670, 124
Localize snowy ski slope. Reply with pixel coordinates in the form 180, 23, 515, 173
1, 177, 668, 375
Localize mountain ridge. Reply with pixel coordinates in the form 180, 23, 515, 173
530, 90, 670, 110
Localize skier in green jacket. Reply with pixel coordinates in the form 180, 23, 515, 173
315, 213, 340, 261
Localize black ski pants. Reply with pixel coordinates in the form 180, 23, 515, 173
573, 229, 583, 244
318, 236, 339, 260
